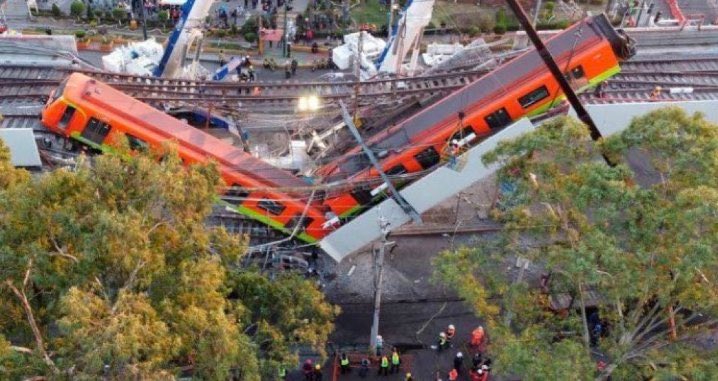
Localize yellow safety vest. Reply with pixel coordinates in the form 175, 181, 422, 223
341, 358, 349, 366
392, 353, 400, 365
381, 356, 389, 367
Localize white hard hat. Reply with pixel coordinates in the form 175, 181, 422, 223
448, 324, 455, 330
456, 352, 463, 357
451, 140, 458, 145
377, 335, 382, 339
440, 332, 446, 337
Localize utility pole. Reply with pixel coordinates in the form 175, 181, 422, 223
258, 11, 263, 56
369, 215, 393, 355
387, 0, 395, 38
140, 0, 148, 40
282, 4, 288, 57
353, 29, 364, 123
504, 0, 602, 141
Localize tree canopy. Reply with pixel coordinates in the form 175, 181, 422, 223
0, 141, 337, 380
435, 107, 718, 380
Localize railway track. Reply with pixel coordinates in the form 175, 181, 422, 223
581, 56, 718, 103
0, 64, 487, 107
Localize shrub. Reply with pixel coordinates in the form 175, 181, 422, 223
86, 5, 95, 20
230, 24, 238, 35
74, 30, 86, 39
89, 20, 97, 28
493, 23, 506, 34
467, 26, 480, 37
215, 29, 227, 38
51, 3, 62, 17
70, 1, 85, 19
477, 13, 495, 33
545, 1, 555, 12
112, 8, 127, 23
241, 16, 258, 35
244, 32, 257, 43
158, 10, 169, 26
496, 8, 507, 25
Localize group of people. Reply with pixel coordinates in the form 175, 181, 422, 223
301, 359, 324, 381
436, 324, 492, 381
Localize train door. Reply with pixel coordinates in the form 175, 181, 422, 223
82, 118, 112, 145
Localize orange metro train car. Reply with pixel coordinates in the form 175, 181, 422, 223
317, 14, 635, 217
41, 73, 330, 243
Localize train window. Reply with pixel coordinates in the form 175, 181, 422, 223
484, 108, 512, 130
224, 185, 249, 206
518, 86, 550, 109
50, 78, 69, 104
385, 164, 407, 176
450, 126, 477, 142
286, 216, 314, 231
82, 118, 112, 145
257, 199, 286, 215
570, 66, 585, 79
126, 134, 149, 151
351, 186, 374, 205
414, 146, 441, 169
58, 105, 76, 129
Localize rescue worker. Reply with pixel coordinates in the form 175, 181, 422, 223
340, 352, 350, 374
313, 364, 323, 381
448, 367, 458, 381
248, 65, 256, 81
453, 352, 463, 373
446, 324, 456, 344
405, 373, 414, 381
390, 347, 401, 374
376, 335, 384, 356
470, 326, 485, 348
285, 61, 291, 79
448, 141, 460, 169
379, 354, 389, 376
302, 359, 314, 381
472, 351, 483, 370
291, 58, 298, 76
359, 357, 370, 378
437, 331, 448, 351
218, 49, 227, 67
263, 57, 271, 69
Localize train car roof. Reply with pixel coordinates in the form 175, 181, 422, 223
333, 14, 617, 176
66, 73, 307, 189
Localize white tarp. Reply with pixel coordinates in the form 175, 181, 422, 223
332, 31, 386, 75
102, 38, 163, 76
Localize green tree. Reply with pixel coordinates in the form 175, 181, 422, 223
70, 0, 85, 20
157, 10, 169, 28
0, 142, 337, 379
112, 7, 127, 25
435, 108, 718, 380
51, 3, 62, 17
